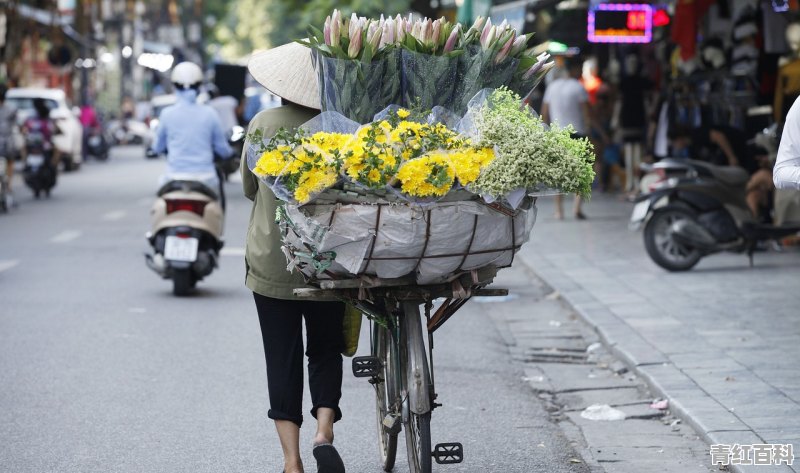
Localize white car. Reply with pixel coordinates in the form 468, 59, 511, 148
6, 88, 84, 171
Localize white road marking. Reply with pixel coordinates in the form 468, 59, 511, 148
0, 260, 19, 273
128, 307, 148, 314
220, 247, 246, 257
50, 230, 82, 243
103, 210, 127, 221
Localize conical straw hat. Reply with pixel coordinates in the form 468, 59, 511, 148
248, 42, 320, 110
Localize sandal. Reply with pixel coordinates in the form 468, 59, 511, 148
312, 444, 345, 473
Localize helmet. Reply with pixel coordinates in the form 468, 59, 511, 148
171, 62, 203, 90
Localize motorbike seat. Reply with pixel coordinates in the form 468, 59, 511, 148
698, 163, 750, 187
157, 180, 218, 200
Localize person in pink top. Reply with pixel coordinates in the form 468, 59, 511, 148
79, 103, 100, 160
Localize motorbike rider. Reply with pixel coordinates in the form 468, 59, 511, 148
152, 62, 232, 207
775, 96, 800, 189
79, 101, 101, 160
22, 98, 60, 168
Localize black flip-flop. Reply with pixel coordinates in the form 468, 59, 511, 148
312, 444, 345, 473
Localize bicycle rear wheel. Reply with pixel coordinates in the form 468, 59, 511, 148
373, 323, 399, 471
401, 302, 432, 473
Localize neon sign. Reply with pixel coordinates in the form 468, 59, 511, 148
588, 4, 653, 44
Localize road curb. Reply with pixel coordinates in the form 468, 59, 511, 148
516, 254, 791, 473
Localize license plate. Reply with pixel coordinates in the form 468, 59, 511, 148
27, 155, 45, 167
630, 200, 650, 224
164, 236, 199, 262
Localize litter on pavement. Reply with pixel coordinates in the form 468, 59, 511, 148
580, 404, 627, 421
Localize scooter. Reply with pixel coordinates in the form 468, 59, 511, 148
630, 158, 800, 271
23, 151, 57, 199
145, 178, 224, 295
85, 126, 109, 161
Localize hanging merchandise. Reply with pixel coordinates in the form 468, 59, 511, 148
730, 7, 760, 77
763, 0, 792, 54
671, 0, 715, 60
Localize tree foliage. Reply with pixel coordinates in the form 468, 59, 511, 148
209, 0, 411, 61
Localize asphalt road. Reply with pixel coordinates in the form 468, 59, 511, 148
0, 146, 588, 473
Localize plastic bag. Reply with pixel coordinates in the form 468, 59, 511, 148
401, 50, 459, 111
315, 50, 402, 124
342, 304, 363, 357
452, 46, 520, 115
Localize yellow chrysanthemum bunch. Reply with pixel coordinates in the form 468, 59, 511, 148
248, 108, 497, 203
448, 147, 496, 185
253, 138, 340, 203
396, 152, 456, 198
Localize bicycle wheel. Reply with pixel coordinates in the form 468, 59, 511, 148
373, 323, 399, 471
401, 302, 432, 473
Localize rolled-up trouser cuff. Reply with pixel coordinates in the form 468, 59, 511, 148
311, 404, 343, 423
268, 408, 303, 428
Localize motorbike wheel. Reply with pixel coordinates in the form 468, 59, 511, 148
172, 270, 195, 296
644, 206, 702, 271
63, 156, 77, 172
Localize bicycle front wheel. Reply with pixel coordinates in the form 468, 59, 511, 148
401, 302, 432, 473
373, 323, 399, 471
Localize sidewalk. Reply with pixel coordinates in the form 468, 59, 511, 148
518, 194, 800, 473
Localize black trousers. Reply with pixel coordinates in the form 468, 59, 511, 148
253, 293, 345, 427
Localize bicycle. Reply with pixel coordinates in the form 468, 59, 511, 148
294, 266, 507, 473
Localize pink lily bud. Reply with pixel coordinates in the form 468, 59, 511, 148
509, 36, 527, 57
331, 14, 341, 48
348, 26, 363, 58
443, 24, 460, 53
431, 19, 441, 48
396, 17, 406, 42
480, 18, 493, 45
411, 21, 421, 42
349, 13, 359, 39
523, 57, 553, 80
369, 27, 382, 51
481, 25, 497, 49
382, 19, 395, 46
324, 16, 331, 46
367, 20, 379, 39
495, 34, 514, 64
471, 16, 486, 33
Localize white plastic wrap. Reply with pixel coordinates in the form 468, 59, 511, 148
280, 199, 536, 284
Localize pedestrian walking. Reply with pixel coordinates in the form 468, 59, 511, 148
542, 55, 593, 219
243, 42, 347, 473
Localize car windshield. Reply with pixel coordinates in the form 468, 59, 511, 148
7, 97, 61, 124
6, 97, 58, 112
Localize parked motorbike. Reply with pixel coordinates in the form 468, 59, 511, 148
217, 125, 244, 181
630, 159, 800, 271
85, 126, 109, 161
145, 178, 224, 295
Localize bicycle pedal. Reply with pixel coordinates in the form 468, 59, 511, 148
432, 443, 463, 464
351, 356, 381, 378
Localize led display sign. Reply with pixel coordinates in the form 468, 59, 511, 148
588, 4, 653, 43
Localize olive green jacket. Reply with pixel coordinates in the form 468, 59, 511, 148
241, 104, 323, 300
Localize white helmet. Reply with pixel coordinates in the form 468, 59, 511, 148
171, 62, 203, 90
